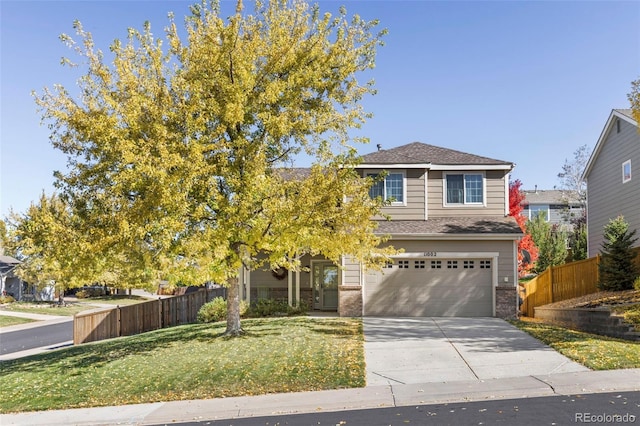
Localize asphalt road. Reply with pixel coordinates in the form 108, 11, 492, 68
165, 391, 640, 426
0, 319, 73, 355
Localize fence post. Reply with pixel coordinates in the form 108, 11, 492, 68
548, 266, 554, 304
117, 305, 121, 337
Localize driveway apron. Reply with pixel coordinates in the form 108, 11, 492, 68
364, 317, 589, 386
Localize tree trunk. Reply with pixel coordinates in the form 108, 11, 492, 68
225, 275, 243, 336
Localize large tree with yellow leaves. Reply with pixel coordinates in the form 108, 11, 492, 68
34, 0, 391, 335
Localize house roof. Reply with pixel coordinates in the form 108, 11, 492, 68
583, 109, 639, 180
360, 142, 513, 170
522, 189, 581, 206
374, 216, 522, 238
0, 255, 20, 276
275, 167, 312, 180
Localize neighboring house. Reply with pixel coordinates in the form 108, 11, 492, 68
521, 188, 584, 232
0, 255, 22, 299
0, 255, 55, 301
583, 109, 640, 257
238, 142, 522, 318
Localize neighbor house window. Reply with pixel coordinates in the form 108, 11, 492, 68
529, 205, 549, 221
368, 172, 405, 205
623, 160, 632, 183
445, 173, 484, 205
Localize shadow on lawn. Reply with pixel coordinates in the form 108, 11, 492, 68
0, 317, 360, 373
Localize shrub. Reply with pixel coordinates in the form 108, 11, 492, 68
197, 297, 248, 323
634, 276, 640, 291
0, 295, 16, 304
74, 286, 106, 298
246, 298, 309, 318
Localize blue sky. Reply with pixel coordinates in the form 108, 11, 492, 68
1, 0, 639, 217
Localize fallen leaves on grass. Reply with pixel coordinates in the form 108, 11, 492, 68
0, 317, 365, 413
511, 320, 640, 370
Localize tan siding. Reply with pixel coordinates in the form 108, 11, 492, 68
428, 170, 507, 217
374, 239, 516, 285
586, 118, 640, 256
342, 256, 361, 286
377, 168, 426, 220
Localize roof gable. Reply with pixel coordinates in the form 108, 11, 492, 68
583, 109, 639, 179
360, 142, 513, 169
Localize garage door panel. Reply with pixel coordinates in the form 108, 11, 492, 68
364, 258, 493, 317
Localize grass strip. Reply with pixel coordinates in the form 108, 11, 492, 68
0, 316, 36, 328
511, 319, 640, 370
0, 317, 364, 413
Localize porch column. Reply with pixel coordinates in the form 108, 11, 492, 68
244, 266, 251, 303
295, 270, 301, 308
287, 269, 293, 306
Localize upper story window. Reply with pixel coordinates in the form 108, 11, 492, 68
368, 172, 405, 205
623, 160, 632, 183
444, 173, 484, 205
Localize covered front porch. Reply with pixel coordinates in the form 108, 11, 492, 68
238, 255, 341, 312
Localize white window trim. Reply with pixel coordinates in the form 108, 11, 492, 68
442, 172, 486, 207
366, 170, 407, 206
622, 159, 632, 183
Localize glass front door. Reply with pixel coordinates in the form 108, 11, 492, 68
313, 262, 338, 310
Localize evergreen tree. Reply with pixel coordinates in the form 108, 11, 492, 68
567, 211, 588, 261
598, 216, 639, 291
526, 212, 568, 273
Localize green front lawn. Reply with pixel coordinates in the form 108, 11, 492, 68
511, 319, 640, 370
0, 317, 364, 413
0, 316, 36, 328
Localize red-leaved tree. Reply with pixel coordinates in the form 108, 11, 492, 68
509, 179, 538, 276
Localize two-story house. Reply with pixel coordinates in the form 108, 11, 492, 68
238, 142, 523, 318
583, 109, 640, 257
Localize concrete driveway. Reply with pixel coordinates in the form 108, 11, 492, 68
364, 317, 589, 386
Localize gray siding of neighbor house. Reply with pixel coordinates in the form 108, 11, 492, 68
586, 118, 640, 257
427, 170, 508, 217
521, 204, 581, 228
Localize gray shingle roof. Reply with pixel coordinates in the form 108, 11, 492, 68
522, 189, 581, 205
361, 142, 513, 166
374, 217, 522, 236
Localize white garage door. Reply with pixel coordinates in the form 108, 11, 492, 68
364, 258, 493, 317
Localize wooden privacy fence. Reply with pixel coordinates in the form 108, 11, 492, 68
74, 288, 225, 345
521, 247, 640, 318
521, 256, 599, 317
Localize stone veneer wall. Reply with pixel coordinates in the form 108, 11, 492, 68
495, 285, 517, 319
338, 286, 362, 317
534, 307, 640, 341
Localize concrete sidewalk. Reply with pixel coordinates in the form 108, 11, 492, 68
1, 369, 639, 425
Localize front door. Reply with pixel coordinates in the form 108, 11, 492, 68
313, 262, 338, 310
